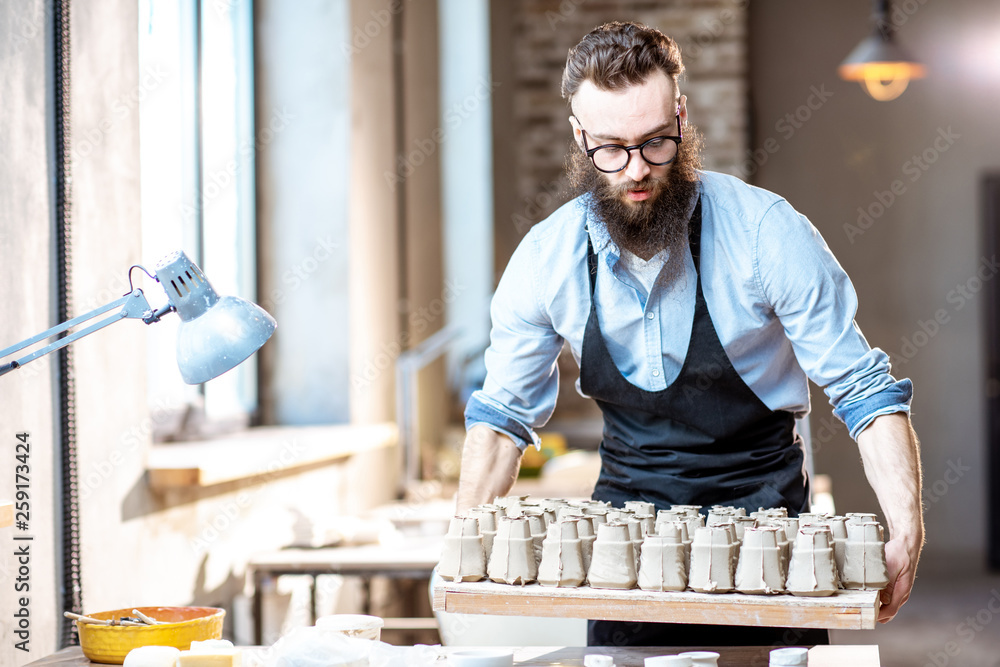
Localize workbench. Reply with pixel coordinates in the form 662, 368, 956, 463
248, 535, 443, 644
24, 644, 881, 666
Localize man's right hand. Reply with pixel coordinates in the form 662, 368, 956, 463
456, 424, 523, 514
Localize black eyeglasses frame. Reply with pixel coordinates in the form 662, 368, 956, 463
580, 113, 683, 174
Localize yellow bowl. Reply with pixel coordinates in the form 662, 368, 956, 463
76, 606, 225, 664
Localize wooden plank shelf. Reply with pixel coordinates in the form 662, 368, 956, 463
146, 423, 397, 490
433, 580, 879, 630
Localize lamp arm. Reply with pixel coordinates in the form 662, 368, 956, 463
0, 289, 155, 377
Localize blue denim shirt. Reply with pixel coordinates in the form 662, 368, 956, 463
466, 171, 912, 450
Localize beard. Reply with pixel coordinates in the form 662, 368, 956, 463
568, 123, 704, 284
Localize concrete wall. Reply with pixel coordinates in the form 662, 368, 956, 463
749, 0, 1000, 567
491, 0, 750, 280
255, 0, 352, 425
0, 3, 398, 664
0, 0, 60, 662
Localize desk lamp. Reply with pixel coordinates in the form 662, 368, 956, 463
0, 251, 276, 383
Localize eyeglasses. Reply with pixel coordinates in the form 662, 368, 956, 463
580, 113, 683, 173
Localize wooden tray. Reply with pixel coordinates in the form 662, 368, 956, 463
432, 580, 880, 630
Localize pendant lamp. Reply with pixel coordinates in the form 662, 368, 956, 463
839, 0, 926, 101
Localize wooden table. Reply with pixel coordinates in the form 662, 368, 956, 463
434, 581, 880, 630
25, 644, 880, 666
248, 535, 443, 643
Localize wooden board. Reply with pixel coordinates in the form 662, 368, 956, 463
0, 500, 12, 528
433, 580, 879, 630
146, 423, 396, 490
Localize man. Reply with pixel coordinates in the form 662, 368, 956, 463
458, 21, 923, 646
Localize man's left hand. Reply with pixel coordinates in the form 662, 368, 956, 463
879, 536, 919, 623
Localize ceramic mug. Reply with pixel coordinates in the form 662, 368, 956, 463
449, 649, 515, 667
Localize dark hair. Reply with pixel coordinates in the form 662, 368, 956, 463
561, 21, 684, 106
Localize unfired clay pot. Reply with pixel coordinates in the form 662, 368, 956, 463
657, 520, 691, 568
522, 510, 547, 566
625, 500, 656, 517
797, 512, 830, 525
825, 516, 848, 577
733, 516, 757, 543
845, 512, 878, 526
537, 520, 586, 587
688, 525, 736, 593
628, 514, 655, 568
587, 521, 637, 590
558, 507, 586, 522
487, 516, 536, 585
751, 507, 788, 522
468, 507, 499, 558
707, 508, 737, 526
670, 507, 705, 537
584, 507, 609, 528
439, 516, 486, 582
638, 531, 688, 592
842, 521, 889, 590
785, 525, 839, 596
735, 526, 784, 594
571, 516, 595, 574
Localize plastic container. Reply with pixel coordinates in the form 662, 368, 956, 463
315, 614, 384, 641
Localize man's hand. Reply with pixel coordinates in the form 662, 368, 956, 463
456, 424, 523, 514
880, 536, 918, 622
856, 412, 924, 623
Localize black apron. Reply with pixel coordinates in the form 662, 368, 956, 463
582, 199, 827, 647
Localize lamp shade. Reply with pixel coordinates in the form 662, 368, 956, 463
838, 6, 926, 101
838, 32, 927, 80
154, 251, 276, 384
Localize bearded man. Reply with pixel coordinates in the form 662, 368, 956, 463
457, 21, 923, 647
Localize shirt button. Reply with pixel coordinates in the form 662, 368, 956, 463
652, 370, 660, 377
646, 312, 655, 319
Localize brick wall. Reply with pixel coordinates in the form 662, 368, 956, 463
492, 0, 750, 426
498, 0, 749, 245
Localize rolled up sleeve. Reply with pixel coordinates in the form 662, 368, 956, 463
464, 227, 564, 451
755, 200, 912, 439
